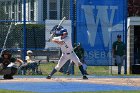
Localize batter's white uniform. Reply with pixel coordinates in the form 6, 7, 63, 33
53, 36, 82, 71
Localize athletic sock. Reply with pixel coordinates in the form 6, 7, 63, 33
49, 68, 57, 76
79, 65, 85, 75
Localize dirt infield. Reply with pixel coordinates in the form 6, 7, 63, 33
0, 77, 140, 87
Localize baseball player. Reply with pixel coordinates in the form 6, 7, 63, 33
46, 28, 88, 79
0, 50, 17, 79
66, 43, 89, 75
112, 35, 126, 74
25, 50, 38, 75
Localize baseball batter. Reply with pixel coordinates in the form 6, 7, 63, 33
46, 28, 88, 79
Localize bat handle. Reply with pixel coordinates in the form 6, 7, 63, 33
47, 34, 54, 42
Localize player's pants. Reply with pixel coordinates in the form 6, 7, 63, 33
0, 67, 17, 75
115, 55, 125, 74
55, 51, 82, 71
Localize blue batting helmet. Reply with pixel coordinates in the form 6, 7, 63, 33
60, 29, 67, 35
51, 25, 63, 32
50, 25, 64, 36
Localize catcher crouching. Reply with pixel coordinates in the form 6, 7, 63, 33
0, 50, 18, 79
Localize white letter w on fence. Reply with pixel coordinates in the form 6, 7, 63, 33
82, 5, 118, 47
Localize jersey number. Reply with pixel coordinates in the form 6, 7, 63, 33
65, 45, 68, 48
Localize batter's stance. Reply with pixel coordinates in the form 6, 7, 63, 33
46, 28, 88, 79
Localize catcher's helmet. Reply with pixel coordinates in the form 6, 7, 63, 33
77, 42, 81, 46
1, 50, 12, 58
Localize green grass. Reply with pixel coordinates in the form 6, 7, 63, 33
64, 91, 140, 93
38, 62, 140, 76
0, 90, 140, 93
38, 62, 64, 76
38, 62, 110, 76
0, 89, 36, 93
15, 62, 140, 76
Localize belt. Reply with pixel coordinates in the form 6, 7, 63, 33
63, 51, 73, 55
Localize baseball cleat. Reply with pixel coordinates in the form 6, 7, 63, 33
83, 76, 88, 79
3, 75, 13, 79
46, 75, 51, 79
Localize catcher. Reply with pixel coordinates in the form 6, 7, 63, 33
0, 50, 18, 79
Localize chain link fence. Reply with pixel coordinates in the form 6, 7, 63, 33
0, 0, 72, 75
0, 0, 131, 76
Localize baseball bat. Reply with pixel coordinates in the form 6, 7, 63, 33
47, 17, 66, 42
57, 16, 66, 29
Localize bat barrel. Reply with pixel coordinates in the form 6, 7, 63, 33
57, 17, 66, 29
